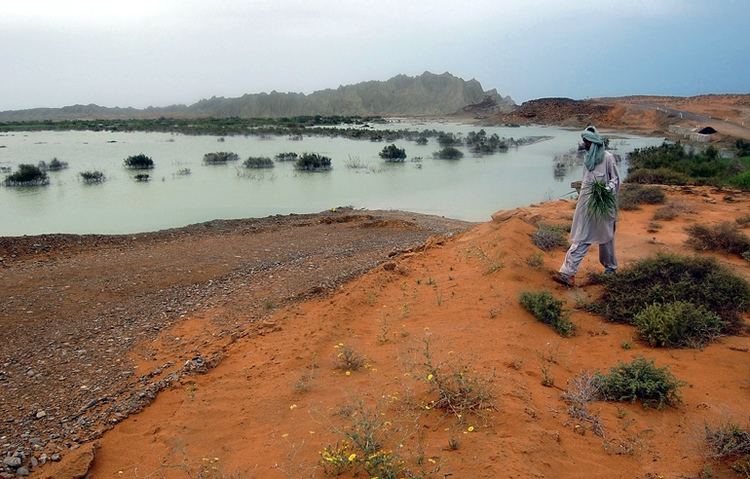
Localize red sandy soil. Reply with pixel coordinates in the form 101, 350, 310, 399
38, 187, 750, 479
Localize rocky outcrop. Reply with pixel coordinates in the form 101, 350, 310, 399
0, 72, 515, 121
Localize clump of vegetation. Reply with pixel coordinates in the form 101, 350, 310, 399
39, 157, 69, 171
79, 170, 105, 184
737, 215, 750, 227
531, 223, 568, 251
592, 253, 750, 333
379, 144, 406, 162
520, 291, 576, 337
562, 372, 604, 436
274, 152, 298, 162
594, 357, 683, 408
436, 132, 462, 147
705, 421, 750, 475
422, 340, 494, 418
686, 222, 750, 259
652, 201, 694, 221
526, 252, 544, 268
626, 142, 750, 190
242, 156, 274, 169
618, 184, 666, 210
123, 153, 154, 169
295, 153, 332, 171
335, 346, 365, 372
587, 181, 618, 218
465, 129, 508, 154
4, 164, 49, 186
633, 301, 724, 348
434, 146, 464, 160
625, 167, 690, 185
203, 151, 239, 164
134, 173, 150, 182
415, 136, 428, 145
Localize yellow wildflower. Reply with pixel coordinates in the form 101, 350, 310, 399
348, 453, 357, 462
345, 371, 351, 376
467, 426, 474, 432
427, 373, 434, 381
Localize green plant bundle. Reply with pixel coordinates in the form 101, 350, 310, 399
633, 301, 724, 348
586, 180, 617, 220
595, 357, 683, 408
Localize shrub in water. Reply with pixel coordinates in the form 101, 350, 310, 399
203, 151, 239, 164
80, 170, 105, 184
519, 291, 576, 337
134, 173, 150, 182
295, 153, 332, 171
686, 222, 750, 258
379, 144, 406, 162
531, 223, 569, 251
4, 164, 49, 186
592, 253, 750, 332
594, 357, 683, 408
123, 154, 154, 169
633, 301, 724, 348
618, 184, 666, 210
434, 146, 464, 160
243, 156, 274, 169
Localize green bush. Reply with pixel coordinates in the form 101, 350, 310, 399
618, 184, 666, 210
434, 146, 464, 160
243, 156, 274, 169
592, 253, 750, 332
519, 291, 576, 337
594, 357, 683, 408
531, 223, 569, 251
436, 132, 462, 147
633, 301, 724, 348
123, 154, 154, 169
729, 170, 750, 190
203, 151, 239, 164
686, 222, 750, 258
295, 153, 332, 171
4, 164, 49, 186
625, 167, 690, 185
80, 170, 105, 183
379, 144, 406, 162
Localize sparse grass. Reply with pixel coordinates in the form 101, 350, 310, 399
705, 421, 750, 477
737, 215, 750, 227
526, 252, 544, 268
562, 372, 604, 436
531, 223, 569, 251
519, 291, 576, 337
633, 301, 724, 348
594, 357, 683, 408
421, 340, 494, 419
625, 167, 690, 185
618, 184, 666, 210
686, 222, 750, 258
335, 346, 365, 372
591, 253, 750, 333
652, 201, 694, 221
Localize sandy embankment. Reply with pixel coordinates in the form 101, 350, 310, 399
25, 186, 749, 479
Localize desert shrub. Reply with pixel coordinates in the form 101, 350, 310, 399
531, 223, 568, 251
4, 164, 49, 186
379, 144, 406, 162
519, 291, 576, 337
625, 167, 690, 185
618, 184, 666, 210
422, 340, 494, 417
526, 252, 544, 268
243, 156, 274, 169
652, 201, 693, 221
123, 153, 154, 169
335, 346, 365, 372
633, 301, 724, 348
79, 170, 105, 183
134, 173, 150, 182
686, 222, 750, 258
594, 357, 683, 408
705, 421, 750, 475
203, 151, 239, 164
274, 152, 298, 161
737, 215, 750, 227
434, 146, 464, 160
592, 253, 750, 332
295, 153, 332, 171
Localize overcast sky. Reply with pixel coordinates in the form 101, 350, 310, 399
1, 0, 748, 111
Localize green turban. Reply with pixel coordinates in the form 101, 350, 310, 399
581, 126, 605, 171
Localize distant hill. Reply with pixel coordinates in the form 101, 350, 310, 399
0, 72, 515, 121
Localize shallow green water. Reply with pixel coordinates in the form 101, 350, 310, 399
0, 122, 662, 236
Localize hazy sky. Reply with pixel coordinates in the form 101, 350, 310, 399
1, 0, 748, 110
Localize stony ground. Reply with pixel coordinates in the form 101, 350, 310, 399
0, 209, 469, 478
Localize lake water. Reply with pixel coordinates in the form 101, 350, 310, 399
0, 122, 663, 236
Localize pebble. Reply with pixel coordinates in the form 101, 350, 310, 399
50, 453, 60, 462
15, 466, 29, 477
34, 411, 46, 419
2, 456, 21, 468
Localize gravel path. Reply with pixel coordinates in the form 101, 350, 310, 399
0, 209, 469, 477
